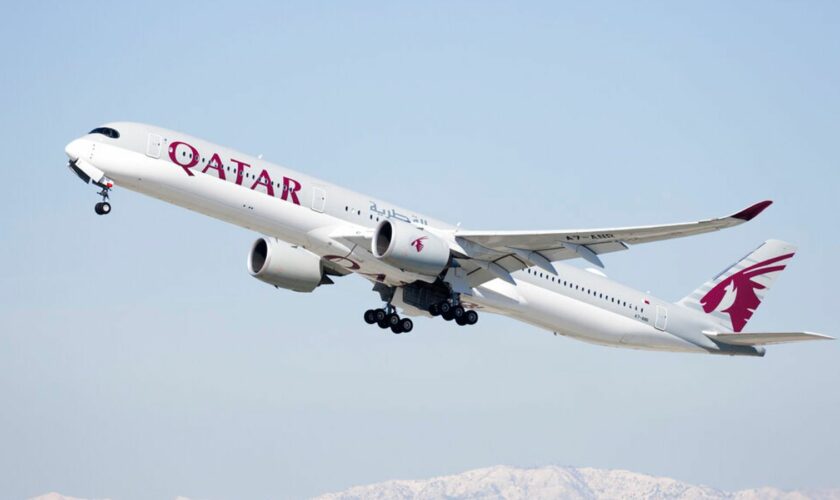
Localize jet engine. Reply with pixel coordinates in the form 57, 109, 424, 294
247, 237, 328, 293
372, 219, 450, 277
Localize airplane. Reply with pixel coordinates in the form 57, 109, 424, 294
64, 122, 832, 356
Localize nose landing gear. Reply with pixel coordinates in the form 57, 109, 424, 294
93, 185, 112, 215
68, 159, 114, 216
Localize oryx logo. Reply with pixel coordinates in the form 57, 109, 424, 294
411, 236, 428, 253
700, 253, 794, 332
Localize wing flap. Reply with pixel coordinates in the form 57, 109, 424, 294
705, 331, 834, 346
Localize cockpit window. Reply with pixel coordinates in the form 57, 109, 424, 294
89, 127, 120, 139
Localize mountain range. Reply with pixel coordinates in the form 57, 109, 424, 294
29, 465, 840, 500
313, 465, 840, 500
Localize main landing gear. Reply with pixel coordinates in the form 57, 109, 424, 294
428, 300, 479, 326
93, 184, 112, 216
364, 305, 414, 334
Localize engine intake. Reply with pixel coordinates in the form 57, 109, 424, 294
372, 219, 450, 277
248, 238, 326, 293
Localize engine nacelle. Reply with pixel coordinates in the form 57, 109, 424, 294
372, 219, 450, 277
247, 238, 325, 293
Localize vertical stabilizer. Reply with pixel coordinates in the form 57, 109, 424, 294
678, 240, 797, 332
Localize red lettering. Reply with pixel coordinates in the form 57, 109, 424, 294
250, 169, 275, 196
282, 176, 301, 205
232, 159, 250, 186
168, 141, 199, 176
202, 152, 226, 180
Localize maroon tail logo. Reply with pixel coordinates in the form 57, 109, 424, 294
700, 253, 794, 332
411, 236, 428, 253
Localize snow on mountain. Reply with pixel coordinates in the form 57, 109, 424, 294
27, 467, 840, 500
313, 465, 840, 500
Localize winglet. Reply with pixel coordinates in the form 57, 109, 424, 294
731, 200, 773, 221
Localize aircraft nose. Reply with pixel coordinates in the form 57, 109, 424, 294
65, 138, 86, 161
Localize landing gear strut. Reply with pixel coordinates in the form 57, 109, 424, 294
364, 304, 413, 334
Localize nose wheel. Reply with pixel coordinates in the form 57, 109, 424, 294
94, 201, 111, 215
364, 306, 413, 334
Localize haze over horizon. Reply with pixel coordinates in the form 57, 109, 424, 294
1, 2, 838, 499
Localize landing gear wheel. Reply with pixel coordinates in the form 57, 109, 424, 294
456, 315, 468, 326
390, 323, 404, 334
373, 309, 387, 323
465, 310, 479, 325
377, 319, 390, 329
94, 202, 111, 215
442, 310, 455, 321
400, 318, 413, 333
364, 309, 377, 324
439, 302, 452, 315
452, 305, 465, 320
429, 303, 440, 316
386, 313, 401, 327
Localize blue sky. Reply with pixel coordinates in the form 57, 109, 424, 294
1, 2, 838, 499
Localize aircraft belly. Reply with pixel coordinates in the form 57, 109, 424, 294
474, 280, 705, 353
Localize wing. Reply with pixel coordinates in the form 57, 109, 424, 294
453, 200, 773, 288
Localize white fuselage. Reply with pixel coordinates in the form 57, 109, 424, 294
65, 122, 756, 356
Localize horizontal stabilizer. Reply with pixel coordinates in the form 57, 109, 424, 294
705, 331, 833, 346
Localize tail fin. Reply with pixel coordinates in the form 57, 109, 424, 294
678, 239, 797, 332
